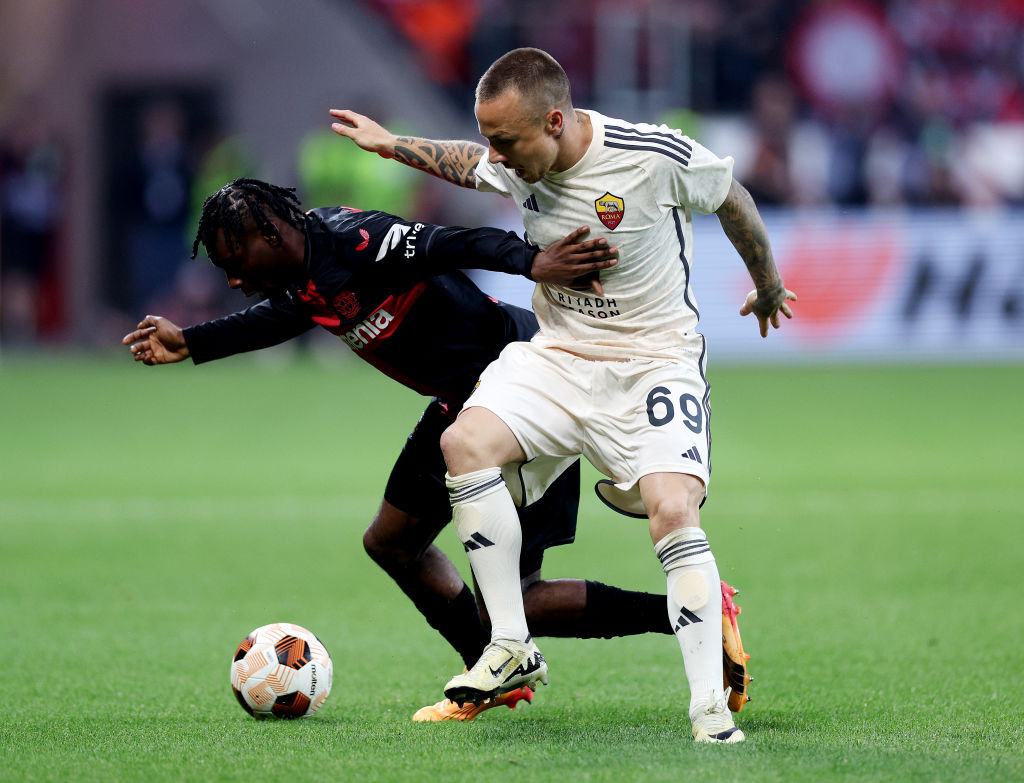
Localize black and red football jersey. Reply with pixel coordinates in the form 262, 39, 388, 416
183, 207, 540, 407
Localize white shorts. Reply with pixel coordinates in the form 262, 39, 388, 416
466, 341, 712, 517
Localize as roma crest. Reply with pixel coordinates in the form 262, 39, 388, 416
595, 192, 625, 230
333, 289, 361, 319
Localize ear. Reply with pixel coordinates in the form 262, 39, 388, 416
260, 222, 283, 247
547, 109, 565, 139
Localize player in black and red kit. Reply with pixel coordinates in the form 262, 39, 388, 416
123, 178, 676, 720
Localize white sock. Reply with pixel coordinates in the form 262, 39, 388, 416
655, 527, 724, 718
447, 468, 529, 644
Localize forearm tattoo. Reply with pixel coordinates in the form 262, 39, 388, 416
717, 181, 785, 301
393, 137, 486, 189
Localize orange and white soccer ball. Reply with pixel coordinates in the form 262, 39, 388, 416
230, 622, 333, 718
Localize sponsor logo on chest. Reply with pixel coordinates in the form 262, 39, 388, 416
341, 307, 394, 350
550, 290, 621, 319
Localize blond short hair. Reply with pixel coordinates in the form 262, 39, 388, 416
476, 48, 573, 123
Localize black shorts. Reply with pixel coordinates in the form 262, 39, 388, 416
384, 398, 580, 575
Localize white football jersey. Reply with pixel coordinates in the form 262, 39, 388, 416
475, 110, 733, 361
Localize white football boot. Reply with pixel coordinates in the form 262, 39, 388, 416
444, 639, 547, 706
691, 688, 745, 744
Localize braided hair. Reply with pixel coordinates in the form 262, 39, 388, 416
191, 177, 306, 259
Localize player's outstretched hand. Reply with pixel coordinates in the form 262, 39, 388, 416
531, 226, 618, 296
122, 315, 189, 365
739, 285, 798, 338
328, 109, 397, 158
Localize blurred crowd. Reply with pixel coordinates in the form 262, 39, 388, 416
369, 0, 1024, 207
1, 103, 65, 344
2, 0, 1023, 345
0, 97, 426, 347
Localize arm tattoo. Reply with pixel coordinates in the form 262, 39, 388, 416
716, 180, 784, 299
393, 137, 486, 189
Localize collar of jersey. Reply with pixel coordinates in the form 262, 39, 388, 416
544, 109, 605, 184
302, 211, 354, 290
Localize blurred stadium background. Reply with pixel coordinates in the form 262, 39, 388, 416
2, 0, 1023, 361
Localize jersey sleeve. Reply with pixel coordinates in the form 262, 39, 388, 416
369, 217, 538, 290
474, 157, 513, 196
650, 126, 734, 214
182, 293, 316, 364
422, 224, 538, 278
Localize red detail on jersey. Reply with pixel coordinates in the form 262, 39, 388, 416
296, 281, 341, 328
336, 283, 448, 399
297, 281, 442, 396
340, 283, 426, 345
292, 278, 452, 403
333, 289, 361, 319
297, 280, 427, 341
298, 280, 326, 305
356, 229, 370, 251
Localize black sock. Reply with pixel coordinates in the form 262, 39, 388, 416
580, 580, 673, 638
410, 583, 489, 667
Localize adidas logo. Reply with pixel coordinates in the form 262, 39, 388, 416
681, 447, 702, 464
522, 194, 539, 212
462, 532, 495, 552
673, 607, 703, 632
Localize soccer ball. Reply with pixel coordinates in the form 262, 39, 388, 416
230, 622, 333, 718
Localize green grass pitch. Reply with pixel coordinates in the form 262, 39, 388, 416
1, 354, 1022, 781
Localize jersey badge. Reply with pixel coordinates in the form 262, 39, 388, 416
522, 193, 539, 212
595, 192, 625, 230
355, 229, 370, 251
333, 289, 361, 319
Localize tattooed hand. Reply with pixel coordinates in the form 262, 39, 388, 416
329, 109, 485, 189
329, 109, 398, 157
716, 178, 797, 337
739, 284, 798, 338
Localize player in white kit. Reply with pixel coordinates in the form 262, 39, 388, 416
331, 48, 795, 743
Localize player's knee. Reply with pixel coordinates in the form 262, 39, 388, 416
642, 475, 704, 543
439, 421, 468, 470
648, 486, 700, 522
441, 409, 522, 475
361, 524, 388, 563
362, 522, 411, 569
647, 498, 701, 544
438, 423, 459, 456
440, 419, 494, 474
